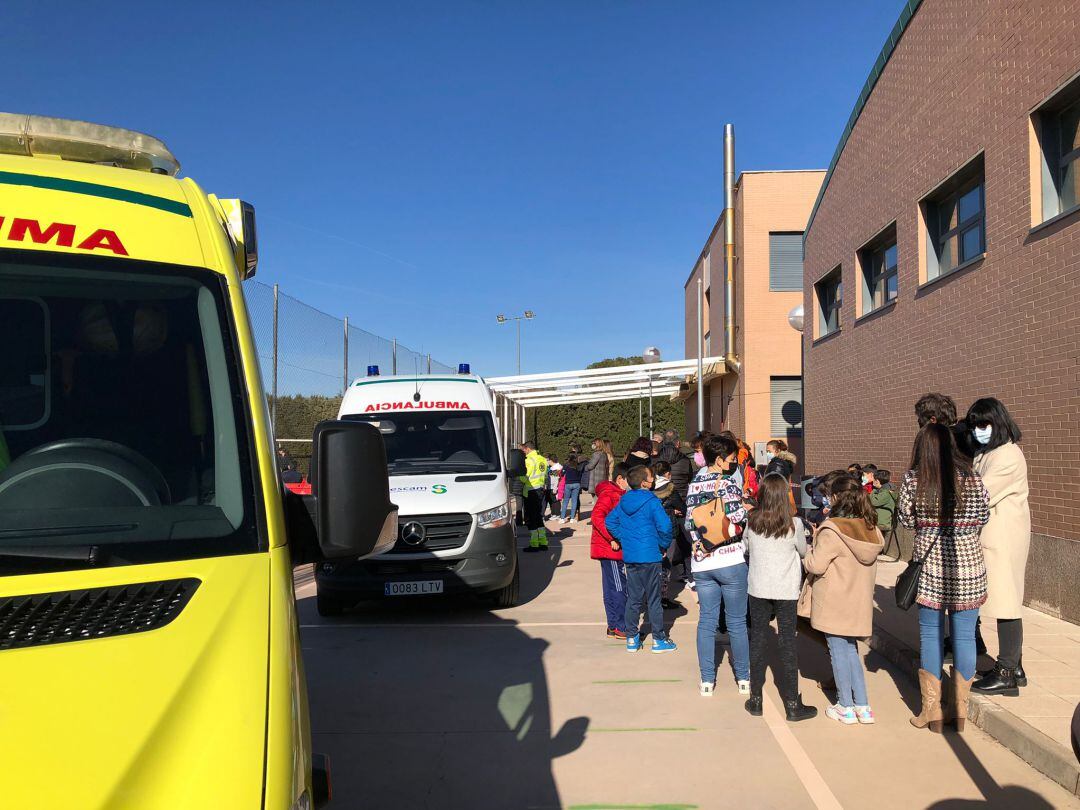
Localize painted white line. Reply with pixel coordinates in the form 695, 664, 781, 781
299, 621, 609, 629
761, 694, 843, 810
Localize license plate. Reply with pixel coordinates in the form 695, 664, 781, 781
384, 580, 444, 596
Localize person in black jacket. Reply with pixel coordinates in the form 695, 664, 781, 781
653, 460, 690, 606
764, 439, 797, 481
656, 433, 692, 502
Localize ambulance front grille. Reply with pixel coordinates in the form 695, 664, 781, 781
0, 578, 199, 650
388, 513, 473, 553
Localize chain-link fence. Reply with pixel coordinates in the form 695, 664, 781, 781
244, 280, 454, 460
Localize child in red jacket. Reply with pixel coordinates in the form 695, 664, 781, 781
592, 463, 630, 638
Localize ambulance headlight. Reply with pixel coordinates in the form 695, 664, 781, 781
477, 503, 510, 529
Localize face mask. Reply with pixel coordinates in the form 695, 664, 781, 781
861, 475, 870, 484
974, 426, 992, 445
693, 451, 705, 467
765, 452, 775, 462
654, 475, 670, 489
822, 495, 831, 509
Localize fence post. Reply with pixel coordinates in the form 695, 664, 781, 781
427, 353, 432, 374
343, 316, 349, 393
271, 283, 279, 435
392, 338, 398, 375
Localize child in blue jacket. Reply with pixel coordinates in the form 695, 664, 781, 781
606, 464, 677, 653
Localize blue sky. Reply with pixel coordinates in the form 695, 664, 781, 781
6, 1, 901, 378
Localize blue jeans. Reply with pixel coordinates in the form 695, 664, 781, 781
624, 562, 666, 641
919, 606, 980, 680
825, 635, 868, 708
561, 483, 581, 519
695, 563, 750, 683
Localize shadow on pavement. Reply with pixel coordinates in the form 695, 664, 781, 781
298, 562, 588, 810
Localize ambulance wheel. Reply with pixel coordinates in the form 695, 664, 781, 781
317, 591, 349, 617
489, 564, 520, 609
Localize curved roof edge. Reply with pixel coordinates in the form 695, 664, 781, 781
804, 0, 924, 240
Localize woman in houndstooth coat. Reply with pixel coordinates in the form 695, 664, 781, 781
899, 423, 990, 734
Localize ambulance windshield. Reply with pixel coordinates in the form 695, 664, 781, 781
343, 411, 500, 475
0, 251, 259, 573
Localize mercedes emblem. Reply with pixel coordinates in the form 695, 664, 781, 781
401, 521, 427, 546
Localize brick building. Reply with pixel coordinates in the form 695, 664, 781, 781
802, 0, 1080, 620
683, 170, 824, 472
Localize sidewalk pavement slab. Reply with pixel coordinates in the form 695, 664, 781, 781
871, 559, 1080, 797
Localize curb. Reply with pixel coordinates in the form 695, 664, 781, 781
866, 623, 1080, 798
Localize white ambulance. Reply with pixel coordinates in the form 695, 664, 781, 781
314, 366, 521, 613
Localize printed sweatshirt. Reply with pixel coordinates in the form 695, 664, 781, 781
684, 468, 748, 572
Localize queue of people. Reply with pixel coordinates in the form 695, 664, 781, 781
518, 392, 1030, 732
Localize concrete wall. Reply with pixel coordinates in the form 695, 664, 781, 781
802, 0, 1080, 622
683, 171, 823, 463
737, 172, 823, 458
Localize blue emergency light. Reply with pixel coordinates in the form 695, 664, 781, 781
367, 365, 380, 377
458, 363, 471, 374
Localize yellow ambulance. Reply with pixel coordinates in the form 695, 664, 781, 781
0, 113, 397, 809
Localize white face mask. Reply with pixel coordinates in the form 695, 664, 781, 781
861, 474, 870, 484
765, 451, 775, 462
974, 426, 992, 445
654, 475, 670, 489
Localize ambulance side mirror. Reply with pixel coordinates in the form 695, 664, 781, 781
308, 420, 398, 559
507, 448, 526, 477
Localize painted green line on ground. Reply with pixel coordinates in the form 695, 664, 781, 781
589, 727, 697, 733
569, 804, 698, 809
591, 678, 682, 684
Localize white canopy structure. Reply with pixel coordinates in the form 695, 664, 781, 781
486, 357, 726, 445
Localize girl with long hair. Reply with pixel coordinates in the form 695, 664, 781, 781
743, 474, 811, 719
899, 423, 990, 732
601, 439, 615, 481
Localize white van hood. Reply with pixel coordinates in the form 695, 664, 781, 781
388, 473, 508, 517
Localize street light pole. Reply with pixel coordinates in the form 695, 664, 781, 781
788, 303, 806, 481
642, 346, 661, 436
497, 311, 535, 375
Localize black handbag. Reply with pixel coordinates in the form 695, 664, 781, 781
895, 537, 939, 610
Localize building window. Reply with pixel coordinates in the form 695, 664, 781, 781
770, 376, 802, 438
858, 224, 898, 315
922, 157, 985, 281
769, 232, 804, 291
1033, 75, 1080, 223
814, 267, 842, 337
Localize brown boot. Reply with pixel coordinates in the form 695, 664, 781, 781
910, 669, 944, 733
951, 668, 975, 732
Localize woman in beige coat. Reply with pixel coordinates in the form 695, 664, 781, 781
966, 398, 1031, 696
802, 477, 884, 725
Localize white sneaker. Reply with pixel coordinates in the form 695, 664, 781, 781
825, 703, 858, 725
853, 705, 876, 724
700, 682, 715, 697
737, 680, 751, 695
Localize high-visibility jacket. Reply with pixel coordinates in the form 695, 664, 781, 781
522, 450, 549, 494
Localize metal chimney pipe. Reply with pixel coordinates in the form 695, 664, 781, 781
723, 124, 741, 374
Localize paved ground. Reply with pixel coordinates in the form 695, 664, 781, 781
872, 559, 1080, 755
294, 516, 1080, 810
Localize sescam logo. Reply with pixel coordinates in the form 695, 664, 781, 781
1, 216, 127, 255
364, 401, 471, 413
431, 485, 448, 494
